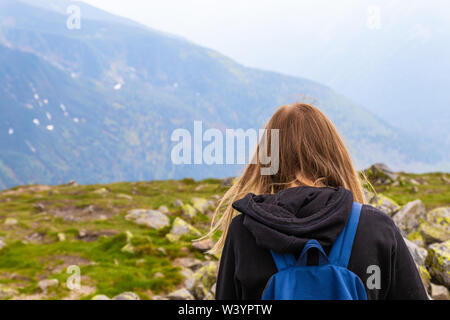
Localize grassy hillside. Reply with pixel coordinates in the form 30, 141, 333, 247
0, 171, 448, 300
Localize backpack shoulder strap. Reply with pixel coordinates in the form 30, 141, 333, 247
270, 250, 296, 271
328, 202, 362, 268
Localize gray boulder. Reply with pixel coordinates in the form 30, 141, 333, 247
369, 194, 400, 216
404, 238, 427, 267
112, 292, 140, 300
430, 283, 450, 300
166, 218, 201, 242
393, 200, 426, 235
38, 279, 59, 292
419, 207, 450, 245
426, 240, 450, 289
125, 209, 170, 230
166, 288, 194, 300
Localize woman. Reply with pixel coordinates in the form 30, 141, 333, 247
207, 103, 427, 300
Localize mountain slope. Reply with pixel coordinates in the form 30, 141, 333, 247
0, 0, 444, 189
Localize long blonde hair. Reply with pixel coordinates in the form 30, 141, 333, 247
205, 102, 366, 255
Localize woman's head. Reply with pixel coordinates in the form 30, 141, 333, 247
205, 102, 366, 254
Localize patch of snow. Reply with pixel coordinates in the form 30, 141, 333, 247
46, 112, 52, 121
114, 83, 123, 90
33, 119, 40, 126
60, 104, 66, 112
25, 103, 33, 110
34, 94, 39, 100
73, 118, 80, 123
46, 125, 54, 131
43, 99, 48, 105
8, 128, 14, 135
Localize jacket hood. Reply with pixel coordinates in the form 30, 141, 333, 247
232, 186, 354, 253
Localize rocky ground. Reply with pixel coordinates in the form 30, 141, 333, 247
0, 166, 448, 300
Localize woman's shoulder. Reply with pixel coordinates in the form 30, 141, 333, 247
228, 214, 257, 244
229, 214, 246, 233
361, 203, 397, 224
359, 203, 400, 243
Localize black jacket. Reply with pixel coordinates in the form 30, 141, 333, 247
216, 186, 428, 300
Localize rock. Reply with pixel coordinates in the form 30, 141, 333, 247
57, 233, 66, 242
426, 240, 450, 289
165, 234, 180, 243
33, 203, 46, 212
112, 292, 140, 300
190, 262, 218, 300
195, 184, 209, 191
67, 180, 79, 186
191, 198, 214, 214
125, 209, 170, 230
173, 257, 204, 270
166, 288, 194, 300
366, 163, 398, 184
210, 283, 216, 295
166, 218, 201, 242
4, 218, 18, 226
93, 188, 109, 195
419, 207, 450, 245
0, 238, 5, 250
78, 229, 88, 238
153, 272, 164, 279
192, 238, 215, 252
418, 266, 431, 293
363, 188, 375, 203
25, 232, 45, 243
221, 177, 235, 187
158, 205, 170, 215
181, 204, 197, 219
173, 199, 183, 207
91, 294, 110, 300
135, 259, 146, 266
157, 247, 167, 256
430, 283, 450, 300
0, 284, 18, 299
404, 238, 427, 267
411, 186, 419, 193
180, 268, 195, 291
38, 279, 59, 292
203, 292, 214, 300
404, 238, 431, 291
121, 243, 135, 254
393, 200, 426, 235
117, 193, 133, 201
369, 194, 400, 216
441, 174, 450, 185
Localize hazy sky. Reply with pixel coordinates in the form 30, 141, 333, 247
79, 1, 449, 80
80, 0, 371, 75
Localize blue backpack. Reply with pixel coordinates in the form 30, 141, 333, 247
261, 202, 367, 300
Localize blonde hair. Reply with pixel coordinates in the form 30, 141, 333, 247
205, 103, 367, 255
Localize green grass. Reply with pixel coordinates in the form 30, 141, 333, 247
371, 173, 450, 209
0, 178, 227, 299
